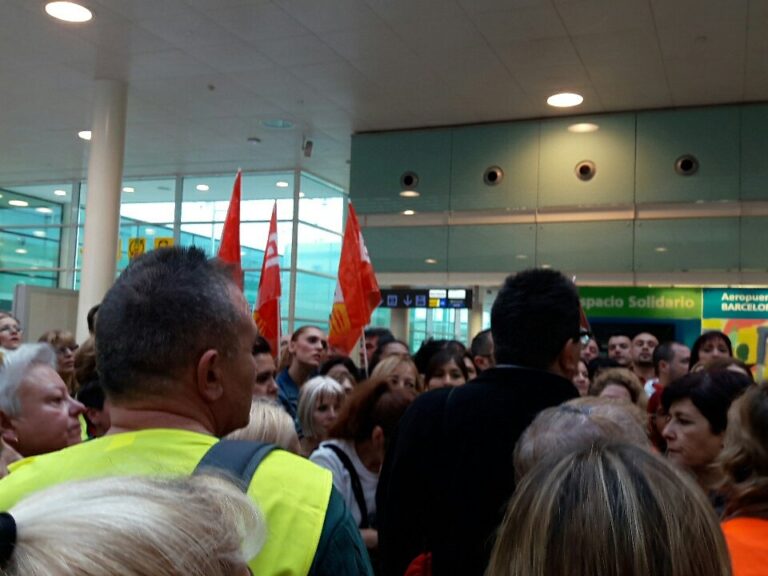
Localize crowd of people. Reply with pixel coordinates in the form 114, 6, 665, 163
0, 247, 764, 575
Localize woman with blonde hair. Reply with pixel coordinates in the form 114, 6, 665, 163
38, 329, 79, 394
369, 355, 421, 392
718, 384, 768, 575
297, 376, 345, 456
588, 367, 648, 410
0, 314, 22, 352
487, 443, 731, 576
0, 474, 265, 576
227, 399, 300, 454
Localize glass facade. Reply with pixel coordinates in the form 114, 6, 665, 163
0, 171, 345, 331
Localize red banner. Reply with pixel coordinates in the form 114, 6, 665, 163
253, 202, 281, 356
328, 203, 381, 354
217, 170, 243, 290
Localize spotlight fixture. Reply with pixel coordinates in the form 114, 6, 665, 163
399, 190, 420, 198
78, 130, 92, 141
403, 210, 415, 216
425, 258, 437, 264
276, 181, 289, 188
547, 92, 583, 108
122, 187, 135, 193
195, 184, 209, 192
53, 189, 67, 196
45, 2, 92, 22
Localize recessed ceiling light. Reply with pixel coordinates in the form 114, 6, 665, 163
276, 181, 289, 188
425, 258, 438, 264
122, 187, 135, 193
9, 200, 28, 207
541, 264, 552, 269
516, 254, 528, 260
45, 2, 92, 23
33, 231, 46, 238
403, 210, 415, 216
260, 119, 294, 129
655, 246, 668, 253
547, 92, 583, 108
78, 130, 92, 141
15, 248, 27, 255
53, 189, 67, 196
145, 228, 155, 235
299, 192, 305, 198
399, 190, 420, 198
568, 123, 599, 133
36, 207, 53, 214
195, 184, 210, 192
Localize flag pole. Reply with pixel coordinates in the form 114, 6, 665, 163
361, 327, 369, 379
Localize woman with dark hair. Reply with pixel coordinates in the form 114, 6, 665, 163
320, 355, 359, 394
424, 349, 468, 390
718, 384, 768, 575
690, 331, 733, 370
275, 325, 327, 423
310, 380, 415, 551
662, 369, 751, 488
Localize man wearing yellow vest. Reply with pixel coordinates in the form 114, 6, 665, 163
0, 247, 373, 576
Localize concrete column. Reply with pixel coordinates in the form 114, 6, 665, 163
76, 80, 127, 341
390, 308, 409, 343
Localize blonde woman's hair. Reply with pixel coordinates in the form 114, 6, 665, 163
227, 399, 300, 453
369, 355, 422, 392
589, 367, 648, 410
514, 396, 650, 480
718, 383, 768, 519
297, 376, 345, 440
487, 443, 732, 576
5, 474, 265, 576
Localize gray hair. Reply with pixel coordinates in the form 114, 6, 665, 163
0, 343, 57, 417
7, 474, 265, 576
514, 396, 651, 480
297, 376, 345, 440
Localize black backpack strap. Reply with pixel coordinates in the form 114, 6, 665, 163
194, 439, 278, 491
324, 443, 370, 529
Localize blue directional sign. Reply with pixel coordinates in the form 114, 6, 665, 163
380, 288, 472, 309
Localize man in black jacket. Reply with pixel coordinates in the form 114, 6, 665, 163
377, 268, 582, 576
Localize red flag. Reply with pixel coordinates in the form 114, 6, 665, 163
254, 202, 282, 356
218, 170, 243, 290
328, 203, 381, 354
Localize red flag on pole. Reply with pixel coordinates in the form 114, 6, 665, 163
218, 170, 243, 290
328, 203, 381, 355
254, 202, 282, 356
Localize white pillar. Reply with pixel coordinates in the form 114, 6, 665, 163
390, 308, 409, 343
76, 80, 127, 342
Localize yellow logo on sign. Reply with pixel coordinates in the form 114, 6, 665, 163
154, 237, 174, 250
128, 238, 146, 260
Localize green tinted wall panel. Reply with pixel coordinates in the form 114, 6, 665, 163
537, 221, 634, 273
363, 226, 448, 272
636, 107, 740, 203
740, 217, 768, 270
635, 218, 740, 272
740, 105, 768, 200
350, 130, 451, 214
538, 114, 636, 208
447, 223, 536, 272
450, 122, 539, 212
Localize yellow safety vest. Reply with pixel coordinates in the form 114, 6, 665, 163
1, 428, 332, 576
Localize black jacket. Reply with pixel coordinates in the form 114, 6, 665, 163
377, 366, 578, 576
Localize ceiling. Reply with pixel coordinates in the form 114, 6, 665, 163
1, 0, 765, 190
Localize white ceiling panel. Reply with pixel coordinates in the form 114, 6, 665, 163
0, 0, 767, 189
275, 0, 383, 34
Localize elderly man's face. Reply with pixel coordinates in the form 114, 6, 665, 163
6, 364, 84, 457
